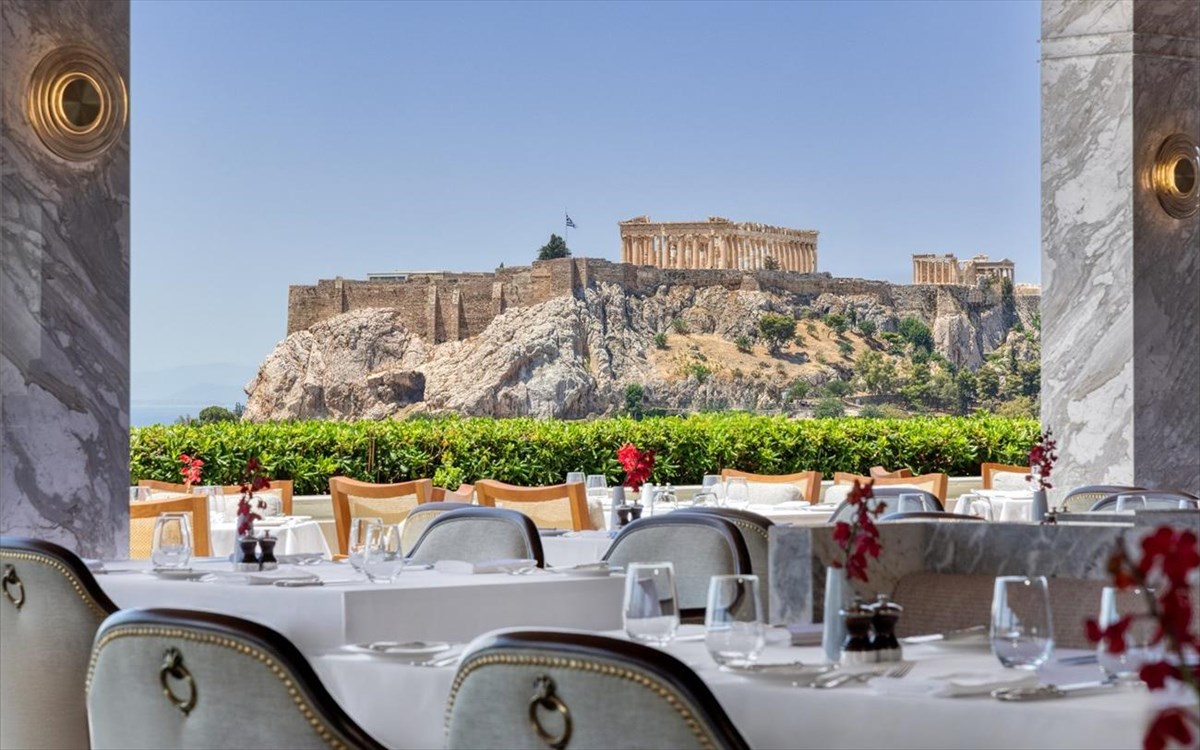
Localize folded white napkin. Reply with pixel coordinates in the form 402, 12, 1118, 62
242, 570, 320, 586
872, 669, 1040, 698
434, 558, 537, 575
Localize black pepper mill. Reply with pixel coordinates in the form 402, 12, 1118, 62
870, 594, 904, 662
839, 599, 875, 666
258, 534, 278, 571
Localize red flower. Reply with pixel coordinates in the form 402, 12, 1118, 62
1143, 708, 1193, 750
616, 443, 655, 492
178, 453, 204, 487
1085, 615, 1132, 655
1027, 430, 1057, 490
834, 481, 882, 584
1139, 662, 1181, 690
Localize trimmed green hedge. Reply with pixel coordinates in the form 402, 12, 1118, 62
131, 415, 1039, 495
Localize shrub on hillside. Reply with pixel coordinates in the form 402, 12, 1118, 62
813, 397, 846, 418
654, 332, 669, 349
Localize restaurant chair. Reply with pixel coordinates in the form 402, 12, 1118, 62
1089, 490, 1200, 512
603, 515, 751, 621
1, 536, 117, 750
474, 479, 598, 531
1060, 484, 1144, 512
87, 608, 386, 750
828, 486, 943, 524
719, 469, 821, 504
407, 507, 545, 568
980, 462, 1032, 490
136, 479, 201, 500
430, 483, 475, 502
219, 478, 295, 516
672, 507, 775, 622
833, 472, 949, 503
446, 629, 750, 750
329, 477, 433, 556
129, 494, 212, 559
877, 511, 986, 522
399, 501, 474, 554
869, 465, 914, 479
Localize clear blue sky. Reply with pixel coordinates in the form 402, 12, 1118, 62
131, 0, 1041, 405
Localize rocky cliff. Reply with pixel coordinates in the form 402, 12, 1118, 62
244, 280, 1038, 421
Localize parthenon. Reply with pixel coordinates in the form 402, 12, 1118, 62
912, 253, 1015, 285
619, 216, 818, 273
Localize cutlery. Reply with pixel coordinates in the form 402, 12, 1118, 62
415, 651, 464, 668
1057, 653, 1099, 666
811, 661, 913, 688
992, 678, 1117, 701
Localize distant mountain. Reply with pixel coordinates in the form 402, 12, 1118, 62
131, 362, 256, 407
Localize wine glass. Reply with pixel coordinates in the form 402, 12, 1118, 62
990, 575, 1054, 669
623, 562, 680, 646
1096, 586, 1161, 682
585, 475, 609, 505
701, 475, 721, 490
897, 493, 930, 513
129, 486, 149, 503
198, 485, 224, 522
725, 478, 750, 509
565, 472, 585, 485
151, 512, 193, 569
1115, 495, 1146, 513
362, 524, 405, 583
691, 490, 719, 508
348, 517, 383, 572
705, 575, 765, 667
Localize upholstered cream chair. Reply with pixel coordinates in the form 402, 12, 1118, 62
980, 463, 1032, 491
475, 480, 596, 531
446, 630, 749, 750
1060, 485, 1145, 512
87, 608, 386, 750
407, 508, 545, 568
719, 469, 822, 504
1, 536, 117, 750
1089, 490, 1200, 511
129, 495, 212, 559
329, 477, 433, 556
828, 485, 943, 524
672, 507, 775, 622
833, 472, 949, 503
603, 515, 751, 621
399, 501, 473, 554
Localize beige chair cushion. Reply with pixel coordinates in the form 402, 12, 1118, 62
991, 471, 1032, 491
493, 498, 575, 530
822, 484, 852, 505
407, 517, 538, 564
129, 510, 202, 560
348, 494, 419, 526
745, 482, 801, 506
605, 525, 739, 612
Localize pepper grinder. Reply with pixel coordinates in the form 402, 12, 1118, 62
258, 534, 278, 571
839, 599, 875, 666
235, 537, 260, 572
870, 594, 904, 663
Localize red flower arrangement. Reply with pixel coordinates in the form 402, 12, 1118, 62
1086, 527, 1199, 750
235, 457, 272, 537
1027, 429, 1058, 490
616, 443, 655, 493
178, 453, 204, 489
831, 480, 885, 583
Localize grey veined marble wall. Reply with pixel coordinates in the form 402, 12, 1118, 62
1041, 0, 1200, 500
1, 0, 130, 557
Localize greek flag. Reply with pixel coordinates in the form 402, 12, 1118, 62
565, 214, 577, 229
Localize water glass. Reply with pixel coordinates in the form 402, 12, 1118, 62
701, 475, 721, 489
585, 475, 609, 504
1115, 495, 1146, 513
691, 490, 719, 508
1097, 586, 1161, 681
897, 493, 930, 513
725, 478, 750, 509
565, 472, 586, 485
198, 485, 224, 522
151, 512, 193, 569
362, 524, 405, 583
623, 562, 680, 646
348, 517, 383, 572
705, 575, 765, 666
990, 575, 1054, 669
129, 486, 150, 503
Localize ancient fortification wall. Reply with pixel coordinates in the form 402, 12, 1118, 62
287, 257, 1038, 340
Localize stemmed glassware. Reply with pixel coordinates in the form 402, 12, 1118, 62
1096, 586, 1160, 681
348, 517, 383, 572
623, 562, 679, 646
151, 512, 193, 569
990, 575, 1054, 669
1115, 495, 1146, 513
198, 485, 225, 522
724, 478, 749, 510
361, 524, 405, 583
565, 472, 585, 485
705, 575, 765, 667
897, 493, 932, 513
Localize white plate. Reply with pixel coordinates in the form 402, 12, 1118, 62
557, 563, 615, 577
343, 641, 452, 660
720, 662, 833, 681
254, 515, 311, 527
151, 568, 210, 581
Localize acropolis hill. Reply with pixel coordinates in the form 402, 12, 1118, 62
287, 256, 1037, 343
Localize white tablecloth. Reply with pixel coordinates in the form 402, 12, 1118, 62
310, 637, 1154, 750
540, 532, 614, 567
975, 490, 1036, 522
209, 518, 331, 558
95, 560, 624, 651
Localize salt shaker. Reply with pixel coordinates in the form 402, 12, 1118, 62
870, 594, 904, 663
839, 599, 876, 666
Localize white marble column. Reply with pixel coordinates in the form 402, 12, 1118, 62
1042, 0, 1200, 497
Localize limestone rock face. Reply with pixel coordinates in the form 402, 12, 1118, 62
244, 282, 1035, 421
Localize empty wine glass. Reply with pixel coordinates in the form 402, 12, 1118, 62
565, 472, 586, 485
586, 475, 609, 505
198, 485, 225, 522
705, 575, 765, 667
1097, 586, 1161, 682
1115, 495, 1146, 513
362, 524, 405, 583
702, 475, 721, 490
129, 486, 150, 503
151, 512, 193, 569
691, 490, 719, 508
991, 575, 1054, 669
725, 478, 749, 509
623, 562, 679, 646
897, 493, 930, 513
348, 517, 383, 572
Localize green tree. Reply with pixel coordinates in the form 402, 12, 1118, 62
855, 350, 897, 395
824, 313, 849, 336
898, 317, 934, 353
734, 334, 753, 353
976, 367, 1001, 400
537, 234, 571, 261
857, 319, 877, 338
757, 313, 797, 354
813, 396, 845, 418
624, 383, 645, 419
822, 379, 853, 398
955, 369, 977, 415
762, 255, 780, 271
784, 378, 810, 404
198, 405, 236, 424
837, 339, 854, 358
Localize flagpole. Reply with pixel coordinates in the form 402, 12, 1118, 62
564, 208, 568, 247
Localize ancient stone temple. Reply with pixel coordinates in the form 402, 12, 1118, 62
618, 216, 818, 272
911, 253, 1015, 285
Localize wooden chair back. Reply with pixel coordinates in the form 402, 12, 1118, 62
129, 494, 212, 558
219, 479, 294, 516
135, 479, 198, 500
431, 483, 475, 502
833, 472, 949, 503
719, 469, 822, 503
869, 466, 914, 479
474, 480, 593, 531
980, 463, 1031, 490
328, 477, 433, 555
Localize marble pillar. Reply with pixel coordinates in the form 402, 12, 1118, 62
1042, 0, 1200, 498
1, 0, 130, 557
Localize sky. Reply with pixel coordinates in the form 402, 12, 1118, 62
130, 0, 1042, 414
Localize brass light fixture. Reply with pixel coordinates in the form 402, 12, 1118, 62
26, 45, 127, 162
1152, 134, 1200, 219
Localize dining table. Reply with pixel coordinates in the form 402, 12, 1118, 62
93, 559, 624, 652
309, 629, 1159, 750
208, 516, 331, 559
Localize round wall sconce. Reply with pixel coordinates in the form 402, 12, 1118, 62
26, 45, 127, 162
1152, 134, 1200, 219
